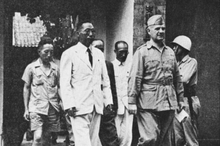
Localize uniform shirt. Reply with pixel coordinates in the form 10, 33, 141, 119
22, 59, 60, 115
178, 55, 198, 86
112, 59, 130, 115
128, 41, 184, 111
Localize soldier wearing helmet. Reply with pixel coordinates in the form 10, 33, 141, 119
172, 35, 200, 146
172, 35, 192, 62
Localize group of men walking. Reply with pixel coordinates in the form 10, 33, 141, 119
22, 14, 200, 146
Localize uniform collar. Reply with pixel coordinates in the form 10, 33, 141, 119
34, 58, 56, 70
114, 59, 126, 66
146, 40, 167, 51
180, 55, 190, 63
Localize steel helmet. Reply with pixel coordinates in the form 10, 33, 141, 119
172, 35, 192, 51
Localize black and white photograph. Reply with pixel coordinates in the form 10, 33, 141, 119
0, 0, 219, 146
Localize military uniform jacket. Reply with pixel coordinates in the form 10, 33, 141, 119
128, 41, 184, 111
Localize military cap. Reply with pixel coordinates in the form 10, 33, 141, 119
147, 15, 165, 27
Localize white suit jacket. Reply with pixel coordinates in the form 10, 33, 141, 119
60, 42, 113, 115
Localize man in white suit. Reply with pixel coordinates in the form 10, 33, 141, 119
60, 22, 113, 146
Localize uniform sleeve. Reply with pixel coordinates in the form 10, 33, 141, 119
173, 58, 184, 103
128, 49, 144, 104
183, 59, 198, 86
21, 64, 32, 86
60, 51, 76, 110
101, 55, 113, 106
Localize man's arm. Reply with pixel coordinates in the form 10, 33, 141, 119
101, 55, 113, 107
127, 49, 144, 114
21, 65, 32, 121
23, 82, 31, 121
173, 58, 185, 110
60, 51, 76, 111
182, 59, 198, 85
57, 66, 61, 102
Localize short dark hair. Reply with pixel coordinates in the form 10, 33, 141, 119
77, 21, 92, 32
115, 41, 128, 50
38, 36, 53, 50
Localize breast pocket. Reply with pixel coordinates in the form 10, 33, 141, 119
163, 58, 174, 72
145, 60, 160, 73
32, 71, 44, 96
33, 71, 44, 86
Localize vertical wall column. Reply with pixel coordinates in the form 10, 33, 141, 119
0, 0, 4, 145
106, 0, 134, 62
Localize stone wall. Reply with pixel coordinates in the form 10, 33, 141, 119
133, 0, 166, 52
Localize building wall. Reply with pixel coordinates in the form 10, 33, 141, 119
133, 0, 166, 52
81, 0, 134, 62
166, 0, 220, 145
91, 0, 107, 51
105, 0, 134, 62
0, 0, 4, 145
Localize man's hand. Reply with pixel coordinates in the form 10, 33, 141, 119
128, 104, 137, 115
106, 104, 114, 112
178, 101, 186, 113
23, 110, 30, 121
66, 107, 78, 117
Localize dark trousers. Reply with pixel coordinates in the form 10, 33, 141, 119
173, 102, 199, 146
137, 110, 175, 146
99, 109, 119, 146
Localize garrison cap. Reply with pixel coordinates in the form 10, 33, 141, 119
147, 15, 165, 27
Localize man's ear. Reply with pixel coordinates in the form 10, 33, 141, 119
37, 49, 40, 54
146, 28, 150, 35
76, 31, 80, 37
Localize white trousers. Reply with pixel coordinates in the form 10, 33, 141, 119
115, 108, 134, 146
70, 110, 102, 146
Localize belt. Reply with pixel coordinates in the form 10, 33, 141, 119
143, 79, 173, 86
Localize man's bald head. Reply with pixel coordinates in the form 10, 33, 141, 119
114, 41, 129, 63
92, 39, 104, 52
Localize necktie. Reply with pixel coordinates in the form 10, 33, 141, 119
87, 48, 93, 66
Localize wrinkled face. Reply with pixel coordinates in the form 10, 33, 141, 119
92, 40, 104, 52
147, 24, 165, 42
38, 44, 53, 63
78, 23, 95, 47
115, 43, 128, 63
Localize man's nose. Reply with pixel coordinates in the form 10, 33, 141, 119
122, 52, 127, 57
159, 28, 164, 33
47, 52, 52, 57
89, 30, 94, 36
